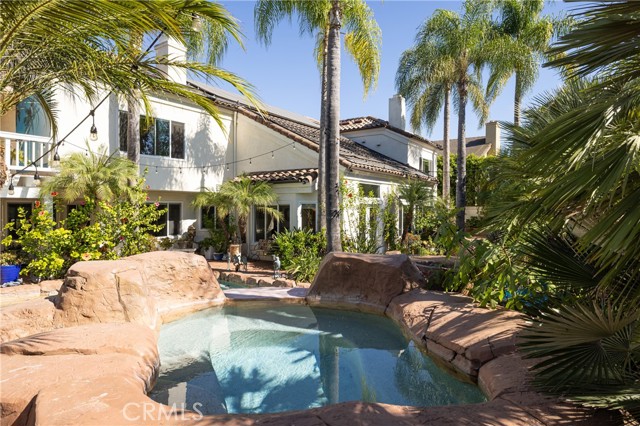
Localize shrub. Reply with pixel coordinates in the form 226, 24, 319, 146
272, 228, 326, 282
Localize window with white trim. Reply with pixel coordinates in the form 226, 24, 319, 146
151, 203, 181, 237
119, 112, 185, 159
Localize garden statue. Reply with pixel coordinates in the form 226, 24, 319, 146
273, 255, 281, 278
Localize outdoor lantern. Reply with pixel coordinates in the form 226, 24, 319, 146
89, 110, 98, 141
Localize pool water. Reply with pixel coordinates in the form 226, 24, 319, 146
149, 305, 486, 415
218, 281, 246, 290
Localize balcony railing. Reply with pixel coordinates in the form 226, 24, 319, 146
1, 131, 54, 172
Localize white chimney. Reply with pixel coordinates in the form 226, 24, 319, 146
388, 94, 406, 130
154, 35, 187, 86
486, 121, 501, 155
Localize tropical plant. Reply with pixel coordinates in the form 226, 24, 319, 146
476, 1, 640, 415
397, 178, 434, 245
197, 176, 281, 255
254, 0, 381, 251
40, 143, 139, 205
272, 228, 326, 282
396, 35, 456, 203
124, 1, 257, 166
413, 0, 500, 231
0, 0, 256, 150
486, 0, 565, 126
193, 189, 236, 247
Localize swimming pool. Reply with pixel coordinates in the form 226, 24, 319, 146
149, 304, 486, 415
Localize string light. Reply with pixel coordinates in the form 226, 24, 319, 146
271, 151, 274, 158
191, 13, 202, 32
7, 181, 14, 195
226, 164, 229, 171
33, 167, 41, 186
249, 158, 252, 165
89, 110, 98, 141
155, 166, 158, 174
52, 149, 60, 166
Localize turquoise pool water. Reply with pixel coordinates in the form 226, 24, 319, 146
149, 305, 486, 415
218, 281, 246, 290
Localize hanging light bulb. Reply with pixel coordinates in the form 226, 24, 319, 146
33, 170, 41, 186
249, 158, 252, 165
226, 163, 229, 171
292, 142, 296, 150
155, 166, 158, 174
271, 151, 274, 159
191, 13, 202, 32
89, 110, 98, 141
8, 181, 14, 195
179, 167, 183, 174
52, 149, 61, 167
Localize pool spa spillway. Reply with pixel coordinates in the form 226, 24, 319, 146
149, 304, 486, 415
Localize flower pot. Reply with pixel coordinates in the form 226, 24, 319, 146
1, 265, 21, 284
213, 252, 224, 261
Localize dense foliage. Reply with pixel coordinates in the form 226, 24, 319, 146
271, 229, 326, 283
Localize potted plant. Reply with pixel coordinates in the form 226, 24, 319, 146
1, 251, 22, 284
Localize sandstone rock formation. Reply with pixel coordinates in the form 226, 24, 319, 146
307, 253, 425, 312
53, 251, 224, 330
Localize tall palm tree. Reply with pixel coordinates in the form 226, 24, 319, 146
211, 176, 281, 256
485, 0, 558, 127
396, 41, 456, 204
254, 0, 381, 252
414, 0, 493, 230
398, 178, 433, 245
40, 142, 139, 204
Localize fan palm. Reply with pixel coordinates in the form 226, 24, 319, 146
39, 142, 139, 204
254, 0, 381, 252
397, 178, 433, 245
486, 0, 560, 127
202, 176, 281, 256
414, 0, 495, 230
396, 38, 457, 204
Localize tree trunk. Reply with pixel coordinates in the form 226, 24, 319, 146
127, 31, 142, 167
325, 0, 342, 253
401, 207, 413, 246
514, 71, 521, 127
455, 82, 467, 231
442, 85, 451, 205
318, 29, 329, 232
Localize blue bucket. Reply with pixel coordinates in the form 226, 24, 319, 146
1, 265, 21, 283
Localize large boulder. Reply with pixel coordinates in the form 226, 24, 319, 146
53, 251, 225, 330
306, 253, 425, 313
0, 323, 159, 426
0, 299, 57, 343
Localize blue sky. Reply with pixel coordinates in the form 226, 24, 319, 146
214, 0, 573, 141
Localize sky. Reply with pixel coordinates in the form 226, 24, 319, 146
212, 0, 574, 141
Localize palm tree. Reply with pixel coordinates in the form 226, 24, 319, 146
396, 41, 456, 204
40, 142, 139, 204
0, 0, 257, 180
414, 0, 493, 231
482, 1, 640, 415
254, 0, 381, 252
124, 1, 258, 166
398, 178, 433, 245
205, 176, 281, 256
486, 0, 558, 127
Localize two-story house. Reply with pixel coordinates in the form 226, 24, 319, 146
1, 36, 439, 255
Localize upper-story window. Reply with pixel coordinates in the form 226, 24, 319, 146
421, 158, 432, 175
119, 111, 185, 159
15, 97, 51, 136
359, 183, 380, 198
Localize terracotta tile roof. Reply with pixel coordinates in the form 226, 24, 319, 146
188, 81, 436, 183
340, 116, 441, 150
240, 168, 318, 184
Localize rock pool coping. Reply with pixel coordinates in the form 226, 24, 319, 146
0, 253, 614, 425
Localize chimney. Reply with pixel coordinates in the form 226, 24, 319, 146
388, 94, 406, 130
154, 35, 187, 86
486, 121, 501, 155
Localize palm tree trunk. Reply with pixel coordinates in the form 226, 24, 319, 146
318, 29, 329, 232
325, 0, 342, 253
455, 82, 467, 231
514, 71, 521, 127
127, 31, 142, 167
442, 85, 451, 205
401, 208, 413, 245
